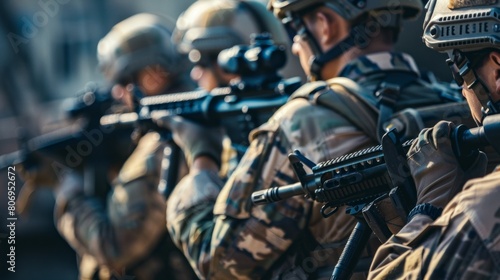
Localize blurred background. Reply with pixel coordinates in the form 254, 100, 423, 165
0, 0, 450, 279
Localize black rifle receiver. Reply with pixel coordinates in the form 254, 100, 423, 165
0, 84, 135, 199
0, 84, 122, 168
252, 115, 500, 280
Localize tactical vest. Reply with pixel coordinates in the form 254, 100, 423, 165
281, 71, 472, 279
290, 74, 473, 143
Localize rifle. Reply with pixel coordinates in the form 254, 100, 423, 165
100, 33, 302, 197
101, 33, 301, 153
252, 114, 500, 280
251, 115, 500, 210
0, 84, 135, 200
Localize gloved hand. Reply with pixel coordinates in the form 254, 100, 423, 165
407, 121, 487, 209
152, 112, 224, 168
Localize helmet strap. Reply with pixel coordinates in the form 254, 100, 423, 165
309, 30, 357, 80
453, 50, 499, 122
308, 12, 402, 81
285, 12, 324, 80
291, 8, 401, 81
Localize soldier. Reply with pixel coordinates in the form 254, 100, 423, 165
171, 0, 295, 175
172, 0, 298, 91
368, 1, 500, 279
154, 0, 460, 279
52, 13, 197, 280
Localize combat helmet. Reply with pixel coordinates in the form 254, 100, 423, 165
97, 13, 184, 84
173, 0, 289, 66
422, 0, 500, 119
269, 0, 423, 80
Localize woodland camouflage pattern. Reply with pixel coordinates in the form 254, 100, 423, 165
369, 166, 500, 279
167, 51, 452, 279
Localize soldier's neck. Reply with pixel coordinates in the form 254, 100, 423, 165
321, 43, 394, 79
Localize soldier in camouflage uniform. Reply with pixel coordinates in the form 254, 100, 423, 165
171, 0, 294, 174
53, 13, 197, 280
172, 0, 299, 92
154, 0, 459, 279
368, 1, 500, 279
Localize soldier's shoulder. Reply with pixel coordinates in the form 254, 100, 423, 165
289, 80, 330, 99
289, 78, 362, 100
456, 170, 500, 250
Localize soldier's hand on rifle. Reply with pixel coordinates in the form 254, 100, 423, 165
407, 121, 487, 210
18, 159, 59, 189
152, 112, 224, 169
17, 156, 61, 214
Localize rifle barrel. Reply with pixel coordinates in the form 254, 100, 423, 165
251, 182, 303, 205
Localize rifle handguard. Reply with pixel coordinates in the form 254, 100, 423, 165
250, 118, 499, 207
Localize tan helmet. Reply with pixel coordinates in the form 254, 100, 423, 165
422, 0, 500, 119
97, 13, 185, 84
269, 0, 422, 22
422, 0, 500, 54
172, 0, 289, 65
268, 0, 423, 80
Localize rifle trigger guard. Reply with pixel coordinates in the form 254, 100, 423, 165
321, 203, 338, 218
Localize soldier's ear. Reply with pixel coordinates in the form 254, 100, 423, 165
314, 7, 348, 49
491, 51, 500, 100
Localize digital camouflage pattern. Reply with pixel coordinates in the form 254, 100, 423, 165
368, 166, 500, 279
55, 132, 194, 280
167, 51, 452, 279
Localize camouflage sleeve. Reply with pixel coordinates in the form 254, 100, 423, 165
367, 214, 434, 279
166, 169, 224, 279
167, 98, 373, 279
369, 169, 500, 279
55, 132, 168, 271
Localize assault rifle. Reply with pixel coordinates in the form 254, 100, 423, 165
252, 114, 500, 280
101, 33, 301, 152
100, 33, 302, 197
0, 84, 135, 200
